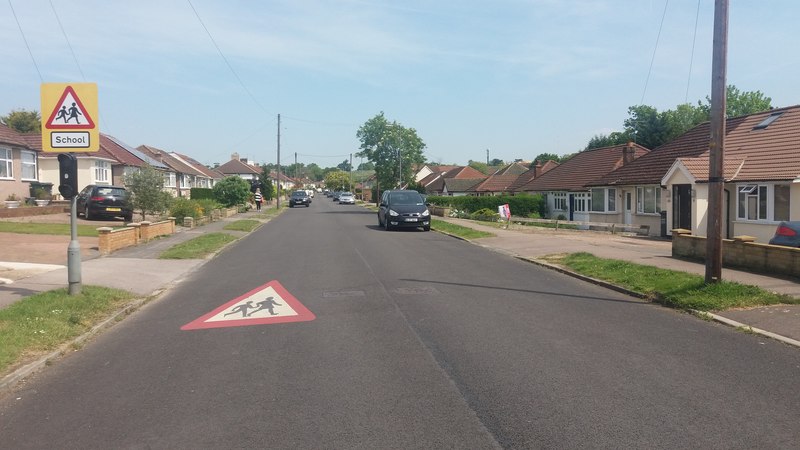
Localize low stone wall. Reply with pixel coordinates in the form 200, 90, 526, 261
97, 218, 176, 255
0, 203, 68, 218
672, 229, 800, 278
429, 206, 451, 217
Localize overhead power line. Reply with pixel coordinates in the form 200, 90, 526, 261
187, 0, 271, 116
640, 0, 670, 105
49, 0, 86, 81
685, 0, 702, 103
8, 0, 43, 82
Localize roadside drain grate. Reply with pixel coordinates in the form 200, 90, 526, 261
393, 287, 440, 295
323, 290, 366, 298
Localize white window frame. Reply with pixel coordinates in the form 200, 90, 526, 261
591, 188, 617, 213
164, 172, 176, 188
180, 174, 192, 189
0, 147, 12, 179
20, 150, 37, 181
94, 160, 110, 184
636, 186, 662, 215
737, 183, 790, 223
573, 192, 590, 212
552, 192, 567, 211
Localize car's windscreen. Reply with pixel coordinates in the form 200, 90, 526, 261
292, 192, 306, 197
389, 192, 423, 205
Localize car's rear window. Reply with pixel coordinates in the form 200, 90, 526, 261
292, 191, 306, 197
96, 188, 126, 197
390, 192, 423, 205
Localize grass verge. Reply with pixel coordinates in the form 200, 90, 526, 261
223, 219, 261, 232
432, 219, 494, 239
546, 252, 797, 311
0, 222, 101, 237
0, 286, 135, 374
159, 233, 238, 259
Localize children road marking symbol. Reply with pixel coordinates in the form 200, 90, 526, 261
181, 280, 315, 331
45, 85, 95, 129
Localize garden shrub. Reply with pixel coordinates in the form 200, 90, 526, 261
427, 193, 545, 217
190, 188, 214, 201
170, 197, 203, 222
470, 208, 500, 222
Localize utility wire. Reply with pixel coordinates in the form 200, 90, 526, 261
685, 0, 701, 104
49, 0, 85, 81
640, 0, 670, 105
8, 0, 43, 82
187, 0, 271, 116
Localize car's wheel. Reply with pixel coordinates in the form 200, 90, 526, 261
423, 225, 430, 232
384, 219, 392, 231
85, 206, 93, 220
378, 215, 383, 227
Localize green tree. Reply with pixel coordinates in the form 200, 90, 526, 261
489, 158, 505, 166
357, 161, 375, 171
1, 109, 41, 133
306, 163, 324, 181
699, 85, 772, 118
124, 165, 172, 221
468, 160, 489, 174
584, 132, 630, 151
213, 176, 251, 207
531, 152, 570, 165
324, 170, 351, 191
257, 165, 275, 201
356, 112, 426, 190
337, 159, 352, 171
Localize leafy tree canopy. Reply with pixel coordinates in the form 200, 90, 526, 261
324, 170, 351, 191
357, 161, 375, 171
489, 158, 505, 166
213, 176, 251, 207
337, 159, 352, 171
531, 153, 570, 165
468, 160, 489, 174
125, 165, 171, 220
356, 112, 426, 190
1, 109, 41, 133
586, 85, 772, 151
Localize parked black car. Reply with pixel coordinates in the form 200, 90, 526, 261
768, 221, 800, 247
76, 184, 133, 221
289, 190, 311, 207
377, 189, 430, 231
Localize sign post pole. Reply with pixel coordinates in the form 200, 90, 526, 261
67, 195, 81, 295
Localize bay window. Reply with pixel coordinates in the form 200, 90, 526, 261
636, 186, 662, 214
737, 183, 790, 222
591, 188, 617, 213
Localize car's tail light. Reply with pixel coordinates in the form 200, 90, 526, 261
90, 196, 106, 201
775, 225, 797, 237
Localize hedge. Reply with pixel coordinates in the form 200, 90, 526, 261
427, 194, 544, 217
190, 188, 214, 200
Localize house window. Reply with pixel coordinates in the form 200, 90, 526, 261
573, 192, 590, 212
180, 174, 192, 188
20, 150, 37, 180
636, 186, 662, 214
553, 192, 567, 211
737, 184, 767, 220
94, 160, 110, 183
591, 188, 617, 213
0, 147, 12, 179
774, 184, 790, 222
164, 172, 176, 187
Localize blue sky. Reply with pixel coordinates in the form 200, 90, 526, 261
1, 1, 798, 169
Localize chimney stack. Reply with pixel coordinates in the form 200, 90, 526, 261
533, 161, 543, 178
623, 142, 635, 165
231, 152, 240, 161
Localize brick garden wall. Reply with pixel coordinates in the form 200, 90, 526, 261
672, 230, 800, 278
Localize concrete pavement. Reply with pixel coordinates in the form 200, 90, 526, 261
0, 208, 798, 347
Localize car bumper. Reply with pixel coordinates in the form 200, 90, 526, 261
386, 216, 430, 228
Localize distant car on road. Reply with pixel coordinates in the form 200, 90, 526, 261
338, 192, 355, 205
289, 190, 311, 208
332, 191, 342, 201
768, 221, 800, 247
76, 185, 133, 222
377, 189, 430, 231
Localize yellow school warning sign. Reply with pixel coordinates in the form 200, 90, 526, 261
41, 83, 99, 152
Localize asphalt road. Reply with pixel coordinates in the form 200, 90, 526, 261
1, 197, 799, 449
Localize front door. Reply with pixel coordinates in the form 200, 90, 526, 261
673, 185, 692, 230
624, 192, 632, 225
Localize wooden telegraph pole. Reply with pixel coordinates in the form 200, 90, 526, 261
705, 0, 728, 283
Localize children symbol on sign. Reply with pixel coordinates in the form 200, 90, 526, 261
55, 106, 68, 123
248, 296, 282, 316
224, 301, 255, 318
67, 102, 82, 124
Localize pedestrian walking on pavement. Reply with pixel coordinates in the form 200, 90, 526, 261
254, 189, 263, 211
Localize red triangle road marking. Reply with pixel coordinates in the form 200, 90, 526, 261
181, 280, 315, 331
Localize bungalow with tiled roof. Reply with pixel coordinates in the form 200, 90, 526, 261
0, 124, 42, 202
170, 152, 221, 189
38, 134, 162, 199
518, 143, 649, 222
468, 162, 530, 196
423, 166, 486, 196
658, 105, 800, 242
217, 153, 263, 182
137, 145, 203, 197
507, 159, 559, 194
